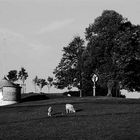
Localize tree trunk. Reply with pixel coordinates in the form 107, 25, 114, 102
107, 80, 114, 97
22, 78, 26, 93
107, 87, 112, 96
21, 83, 25, 94
47, 85, 50, 93
115, 81, 121, 97
34, 84, 37, 93
39, 85, 42, 93
80, 89, 82, 97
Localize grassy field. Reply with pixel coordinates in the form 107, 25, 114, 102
0, 94, 140, 140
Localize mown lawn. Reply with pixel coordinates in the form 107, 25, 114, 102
0, 95, 140, 140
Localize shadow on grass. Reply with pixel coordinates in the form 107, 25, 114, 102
76, 109, 83, 112
21, 92, 66, 103
52, 109, 83, 117
53, 112, 63, 116
21, 94, 50, 102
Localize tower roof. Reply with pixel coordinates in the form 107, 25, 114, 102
0, 78, 18, 88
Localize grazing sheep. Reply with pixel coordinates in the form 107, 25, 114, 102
65, 104, 76, 114
48, 106, 52, 117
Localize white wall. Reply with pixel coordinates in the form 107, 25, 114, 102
0, 91, 3, 100
121, 89, 140, 99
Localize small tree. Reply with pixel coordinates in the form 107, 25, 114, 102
32, 76, 38, 93
37, 78, 47, 93
7, 70, 18, 82
47, 76, 53, 93
18, 67, 28, 93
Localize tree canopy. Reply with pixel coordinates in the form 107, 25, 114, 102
53, 36, 85, 96
37, 78, 47, 93
54, 10, 140, 96
7, 70, 18, 82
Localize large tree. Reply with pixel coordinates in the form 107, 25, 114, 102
114, 23, 140, 91
53, 36, 85, 97
84, 9, 140, 96
85, 10, 127, 96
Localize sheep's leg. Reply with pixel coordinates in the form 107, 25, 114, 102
66, 109, 68, 114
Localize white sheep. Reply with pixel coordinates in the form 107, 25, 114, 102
67, 94, 71, 97
48, 106, 52, 117
65, 104, 76, 114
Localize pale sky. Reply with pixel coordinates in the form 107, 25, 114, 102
0, 0, 140, 93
